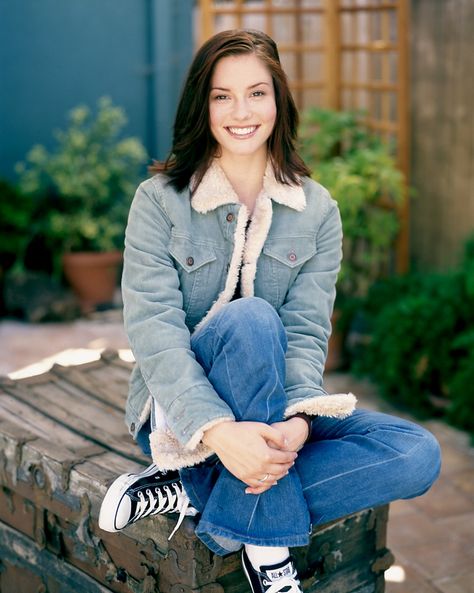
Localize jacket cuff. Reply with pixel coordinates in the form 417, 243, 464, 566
149, 428, 213, 470
284, 392, 357, 419
148, 416, 233, 470
165, 384, 235, 446
184, 416, 234, 451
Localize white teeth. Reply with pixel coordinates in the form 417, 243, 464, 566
228, 126, 257, 136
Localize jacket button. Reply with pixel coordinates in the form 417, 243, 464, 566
186, 256, 194, 266
288, 251, 297, 262
130, 422, 135, 432
226, 212, 235, 222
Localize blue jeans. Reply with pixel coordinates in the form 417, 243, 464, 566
137, 297, 441, 555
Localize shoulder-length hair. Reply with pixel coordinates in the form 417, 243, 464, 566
152, 29, 310, 192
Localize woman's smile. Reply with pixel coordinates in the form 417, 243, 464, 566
225, 125, 260, 138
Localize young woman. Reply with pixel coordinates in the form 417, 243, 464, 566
99, 29, 441, 593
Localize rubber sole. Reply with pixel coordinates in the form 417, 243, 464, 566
98, 472, 138, 532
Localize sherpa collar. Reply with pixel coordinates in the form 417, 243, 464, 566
143, 160, 358, 472
190, 159, 306, 214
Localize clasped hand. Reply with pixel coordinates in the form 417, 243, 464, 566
202, 417, 309, 495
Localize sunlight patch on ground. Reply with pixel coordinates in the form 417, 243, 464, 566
8, 348, 134, 379
385, 565, 406, 583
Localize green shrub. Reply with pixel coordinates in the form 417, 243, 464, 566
361, 274, 464, 408
16, 97, 147, 262
0, 179, 36, 272
356, 235, 474, 433
447, 334, 474, 433
299, 108, 404, 300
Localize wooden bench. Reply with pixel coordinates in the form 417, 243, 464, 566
0, 350, 393, 592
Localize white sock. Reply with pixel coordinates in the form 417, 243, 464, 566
245, 544, 290, 571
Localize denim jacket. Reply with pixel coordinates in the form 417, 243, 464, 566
122, 161, 356, 469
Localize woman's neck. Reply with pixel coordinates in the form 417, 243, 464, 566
217, 152, 268, 213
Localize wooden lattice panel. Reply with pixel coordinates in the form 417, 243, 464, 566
198, 0, 410, 271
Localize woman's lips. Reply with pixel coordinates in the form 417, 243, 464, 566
225, 125, 259, 139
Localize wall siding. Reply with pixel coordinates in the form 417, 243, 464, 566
410, 0, 474, 270
0, 0, 194, 181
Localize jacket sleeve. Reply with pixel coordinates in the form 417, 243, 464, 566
122, 181, 235, 448
279, 192, 356, 418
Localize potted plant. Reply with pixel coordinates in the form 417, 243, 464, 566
16, 97, 147, 312
299, 108, 405, 369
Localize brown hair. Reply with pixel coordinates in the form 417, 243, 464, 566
151, 29, 310, 192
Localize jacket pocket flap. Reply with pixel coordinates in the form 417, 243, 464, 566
263, 237, 316, 268
169, 235, 217, 272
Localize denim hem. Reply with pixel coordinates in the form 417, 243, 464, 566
195, 520, 310, 556
179, 469, 206, 513
195, 532, 242, 556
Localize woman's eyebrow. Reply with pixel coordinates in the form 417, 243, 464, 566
210, 82, 272, 91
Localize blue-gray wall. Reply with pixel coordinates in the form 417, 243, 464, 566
0, 0, 194, 181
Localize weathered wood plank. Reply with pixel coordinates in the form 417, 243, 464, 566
0, 353, 392, 592
0, 393, 93, 447
48, 368, 126, 411
50, 362, 129, 411
1, 440, 144, 522
0, 519, 113, 593
0, 379, 141, 462
26, 379, 126, 434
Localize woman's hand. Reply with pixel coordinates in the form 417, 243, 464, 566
202, 421, 297, 494
271, 417, 310, 453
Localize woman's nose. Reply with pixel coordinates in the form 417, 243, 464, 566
232, 98, 251, 120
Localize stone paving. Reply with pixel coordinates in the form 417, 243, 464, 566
1, 316, 473, 593
326, 375, 474, 593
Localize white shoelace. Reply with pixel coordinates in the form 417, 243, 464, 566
262, 568, 302, 593
133, 482, 193, 539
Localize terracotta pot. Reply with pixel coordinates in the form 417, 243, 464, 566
62, 251, 122, 313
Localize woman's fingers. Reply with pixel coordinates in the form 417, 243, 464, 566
240, 464, 289, 488
243, 467, 288, 485
202, 420, 298, 486
259, 423, 288, 450
245, 477, 277, 494
263, 461, 294, 476
256, 446, 296, 475
245, 484, 273, 495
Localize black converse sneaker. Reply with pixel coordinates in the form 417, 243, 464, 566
242, 549, 303, 593
98, 463, 198, 537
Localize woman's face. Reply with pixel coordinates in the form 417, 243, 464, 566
209, 53, 277, 162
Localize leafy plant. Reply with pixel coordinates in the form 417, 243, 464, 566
447, 332, 474, 433
299, 108, 405, 300
355, 234, 474, 435
0, 179, 36, 272
361, 273, 465, 410
16, 97, 147, 262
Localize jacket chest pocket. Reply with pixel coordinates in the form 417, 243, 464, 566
255, 236, 316, 307
169, 234, 223, 322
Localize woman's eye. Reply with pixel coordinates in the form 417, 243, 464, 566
213, 94, 228, 101
252, 90, 265, 97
